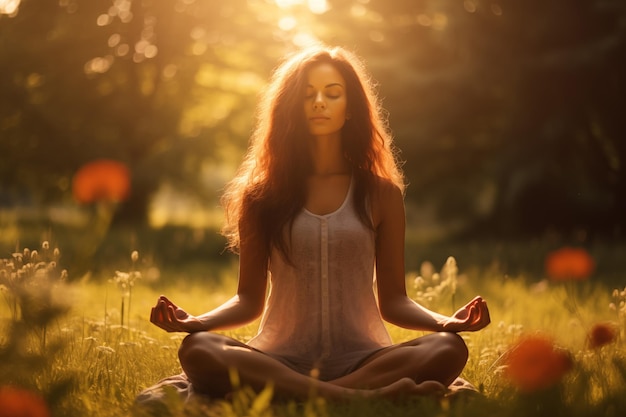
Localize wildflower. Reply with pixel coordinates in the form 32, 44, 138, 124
0, 385, 50, 417
587, 322, 618, 349
545, 247, 594, 281
503, 334, 573, 392
72, 159, 131, 204
96, 345, 116, 354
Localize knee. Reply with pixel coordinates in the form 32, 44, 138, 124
178, 332, 222, 367
437, 332, 469, 366
422, 332, 468, 367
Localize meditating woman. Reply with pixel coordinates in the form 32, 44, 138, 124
149, 45, 491, 401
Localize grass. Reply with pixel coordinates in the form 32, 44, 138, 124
1, 242, 625, 417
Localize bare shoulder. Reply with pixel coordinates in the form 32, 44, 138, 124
369, 176, 404, 227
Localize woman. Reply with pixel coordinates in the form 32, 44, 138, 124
149, 45, 490, 401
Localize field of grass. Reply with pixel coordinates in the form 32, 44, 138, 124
1, 240, 625, 417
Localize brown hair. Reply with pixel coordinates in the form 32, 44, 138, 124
220, 45, 404, 261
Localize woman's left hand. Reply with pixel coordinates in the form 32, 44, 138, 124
439, 296, 491, 332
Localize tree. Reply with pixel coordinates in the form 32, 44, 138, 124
0, 0, 281, 224
320, 0, 626, 239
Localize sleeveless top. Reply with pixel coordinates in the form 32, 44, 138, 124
247, 178, 392, 379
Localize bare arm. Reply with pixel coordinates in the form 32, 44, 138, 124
373, 181, 490, 333
150, 214, 268, 333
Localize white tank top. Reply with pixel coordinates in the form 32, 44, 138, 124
247, 179, 392, 371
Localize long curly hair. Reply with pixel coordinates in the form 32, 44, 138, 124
220, 45, 404, 261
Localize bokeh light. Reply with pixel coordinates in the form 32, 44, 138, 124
504, 334, 573, 392
72, 159, 131, 204
0, 0, 20, 16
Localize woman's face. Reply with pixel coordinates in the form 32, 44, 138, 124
304, 62, 348, 140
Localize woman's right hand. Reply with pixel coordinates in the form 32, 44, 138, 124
150, 295, 205, 333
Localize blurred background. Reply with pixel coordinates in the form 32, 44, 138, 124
1, 0, 625, 281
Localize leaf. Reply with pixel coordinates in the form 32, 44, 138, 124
250, 381, 274, 416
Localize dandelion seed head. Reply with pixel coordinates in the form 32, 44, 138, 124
42, 241, 49, 250
53, 248, 60, 258
414, 276, 425, 288
30, 250, 38, 260
419, 261, 435, 280
131, 251, 139, 262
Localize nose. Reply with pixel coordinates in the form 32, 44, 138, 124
313, 92, 325, 111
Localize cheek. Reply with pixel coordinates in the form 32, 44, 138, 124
336, 100, 348, 118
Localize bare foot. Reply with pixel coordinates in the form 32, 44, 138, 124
373, 378, 447, 400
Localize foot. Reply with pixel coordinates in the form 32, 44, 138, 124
373, 378, 447, 400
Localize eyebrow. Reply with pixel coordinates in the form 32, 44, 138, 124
307, 83, 345, 89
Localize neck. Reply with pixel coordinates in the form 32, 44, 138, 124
308, 135, 348, 175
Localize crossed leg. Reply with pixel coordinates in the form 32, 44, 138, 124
178, 331, 468, 401
331, 332, 468, 389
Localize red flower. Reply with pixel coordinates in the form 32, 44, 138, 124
545, 247, 594, 281
0, 385, 50, 417
504, 334, 573, 392
72, 159, 130, 204
588, 322, 618, 349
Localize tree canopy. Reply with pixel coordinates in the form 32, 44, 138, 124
1, 0, 625, 240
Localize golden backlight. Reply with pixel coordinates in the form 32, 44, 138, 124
0, 0, 20, 15
275, 0, 328, 14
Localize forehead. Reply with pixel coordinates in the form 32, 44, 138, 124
306, 62, 345, 87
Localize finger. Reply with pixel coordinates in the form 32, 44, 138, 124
156, 300, 171, 322
167, 304, 178, 322
469, 305, 484, 327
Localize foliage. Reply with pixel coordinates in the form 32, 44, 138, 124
0, 0, 279, 223
1, 0, 626, 238
0, 242, 75, 416
2, 244, 625, 416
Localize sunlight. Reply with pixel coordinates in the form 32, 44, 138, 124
275, 0, 328, 15
269, 0, 327, 46
0, 0, 20, 15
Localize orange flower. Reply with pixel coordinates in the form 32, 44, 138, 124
588, 322, 618, 349
504, 334, 573, 392
72, 159, 130, 204
0, 385, 50, 417
545, 247, 594, 281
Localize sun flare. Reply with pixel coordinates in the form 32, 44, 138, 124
0, 0, 20, 15
275, 0, 329, 15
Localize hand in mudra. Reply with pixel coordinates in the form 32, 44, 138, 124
440, 296, 490, 332
150, 295, 204, 333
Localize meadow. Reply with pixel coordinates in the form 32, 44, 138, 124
1, 238, 625, 417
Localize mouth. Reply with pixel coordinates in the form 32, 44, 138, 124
309, 116, 329, 122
